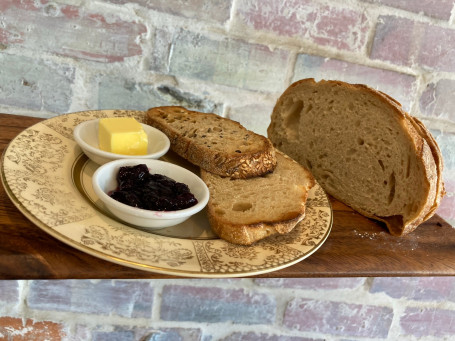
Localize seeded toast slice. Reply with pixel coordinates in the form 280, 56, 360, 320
147, 106, 276, 179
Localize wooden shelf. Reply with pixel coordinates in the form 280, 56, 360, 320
1, 114, 453, 279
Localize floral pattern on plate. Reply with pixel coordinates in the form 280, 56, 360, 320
1, 110, 333, 277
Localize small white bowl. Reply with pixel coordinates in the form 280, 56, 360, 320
92, 158, 209, 229
73, 119, 170, 165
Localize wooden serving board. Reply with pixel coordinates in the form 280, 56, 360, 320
0, 113, 453, 279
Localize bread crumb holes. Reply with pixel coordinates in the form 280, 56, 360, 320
232, 202, 253, 212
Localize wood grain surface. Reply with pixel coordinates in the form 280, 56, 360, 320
0, 113, 454, 279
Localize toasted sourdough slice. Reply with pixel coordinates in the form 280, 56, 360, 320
200, 150, 316, 245
267, 78, 444, 236
146, 106, 276, 179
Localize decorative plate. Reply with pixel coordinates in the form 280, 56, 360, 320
0, 110, 333, 278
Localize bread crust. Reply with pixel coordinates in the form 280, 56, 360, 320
353, 85, 442, 235
375, 86, 445, 219
268, 78, 444, 236
205, 207, 307, 246
147, 106, 276, 179
406, 116, 445, 219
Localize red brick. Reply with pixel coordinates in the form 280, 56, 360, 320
0, 317, 65, 341
418, 24, 455, 72
0, 0, 146, 62
362, 0, 453, 20
221, 332, 319, 341
370, 277, 455, 301
28, 280, 71, 311
431, 130, 455, 171
371, 15, 455, 72
400, 307, 455, 337
430, 129, 455, 225
370, 16, 416, 67
310, 5, 369, 51
436, 194, 455, 225
420, 79, 455, 121
443, 173, 455, 194
160, 285, 276, 324
137, 328, 203, 341
28, 280, 153, 318
104, 0, 232, 23
73, 326, 204, 341
0, 280, 20, 303
236, 0, 312, 37
90, 330, 135, 341
235, 0, 369, 52
283, 298, 393, 338
256, 278, 365, 290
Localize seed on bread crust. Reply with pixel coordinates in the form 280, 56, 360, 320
147, 106, 277, 179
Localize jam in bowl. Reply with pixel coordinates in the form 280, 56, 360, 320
92, 159, 209, 230
109, 164, 198, 211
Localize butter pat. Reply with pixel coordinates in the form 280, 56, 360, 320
98, 117, 148, 155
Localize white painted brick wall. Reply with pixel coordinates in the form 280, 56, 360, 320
1, 1, 455, 339
1, 0, 453, 223
3, 278, 455, 340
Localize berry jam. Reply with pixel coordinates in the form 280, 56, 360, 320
108, 164, 198, 211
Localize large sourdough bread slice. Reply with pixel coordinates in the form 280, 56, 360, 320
201, 150, 315, 245
267, 78, 444, 236
147, 106, 276, 179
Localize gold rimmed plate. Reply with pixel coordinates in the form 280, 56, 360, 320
0, 110, 333, 278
